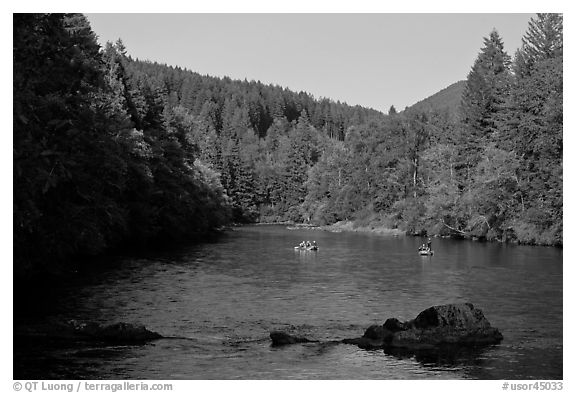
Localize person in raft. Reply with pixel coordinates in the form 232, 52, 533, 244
427, 238, 432, 251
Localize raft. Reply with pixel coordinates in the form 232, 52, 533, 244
418, 250, 433, 256
294, 246, 318, 251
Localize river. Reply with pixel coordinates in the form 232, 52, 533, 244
14, 225, 563, 379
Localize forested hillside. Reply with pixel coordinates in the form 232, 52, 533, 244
404, 80, 466, 121
12, 13, 386, 275
118, 14, 561, 246
119, 56, 386, 222
14, 13, 562, 275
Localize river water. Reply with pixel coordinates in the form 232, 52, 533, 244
14, 225, 563, 379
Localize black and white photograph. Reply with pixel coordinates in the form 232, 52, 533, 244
12, 7, 564, 385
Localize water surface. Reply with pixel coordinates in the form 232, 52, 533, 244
14, 225, 563, 379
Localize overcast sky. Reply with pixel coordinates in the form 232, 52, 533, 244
86, 13, 533, 112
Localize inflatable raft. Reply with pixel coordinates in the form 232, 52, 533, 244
294, 246, 318, 251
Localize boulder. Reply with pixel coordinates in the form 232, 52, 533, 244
67, 320, 162, 344
362, 303, 503, 350
269, 303, 503, 351
383, 317, 408, 332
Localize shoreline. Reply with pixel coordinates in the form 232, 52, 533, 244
287, 220, 406, 237
280, 220, 561, 248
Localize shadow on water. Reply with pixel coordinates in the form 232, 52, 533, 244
14, 334, 134, 380
382, 344, 494, 369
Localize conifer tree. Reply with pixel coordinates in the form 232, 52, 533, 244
515, 13, 563, 78
458, 29, 511, 186
499, 14, 563, 244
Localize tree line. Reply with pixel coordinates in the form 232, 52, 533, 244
304, 14, 562, 246
12, 13, 386, 275
14, 13, 562, 275
14, 14, 233, 275
131, 13, 561, 246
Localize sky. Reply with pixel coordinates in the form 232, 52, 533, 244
85, 13, 535, 113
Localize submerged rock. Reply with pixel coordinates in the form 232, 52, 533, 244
270, 303, 502, 351
270, 331, 318, 346
67, 320, 162, 343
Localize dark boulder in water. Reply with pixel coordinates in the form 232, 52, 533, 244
381, 303, 503, 350
383, 317, 408, 332
343, 303, 503, 350
270, 303, 502, 351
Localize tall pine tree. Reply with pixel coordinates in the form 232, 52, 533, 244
458, 29, 512, 187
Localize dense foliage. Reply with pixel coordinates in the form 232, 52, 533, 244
141, 14, 560, 246
14, 13, 562, 276
14, 14, 231, 274
319, 15, 561, 246
104, 48, 386, 224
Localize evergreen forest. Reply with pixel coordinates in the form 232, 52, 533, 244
13, 13, 563, 276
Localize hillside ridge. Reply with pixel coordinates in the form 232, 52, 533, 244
404, 80, 466, 120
